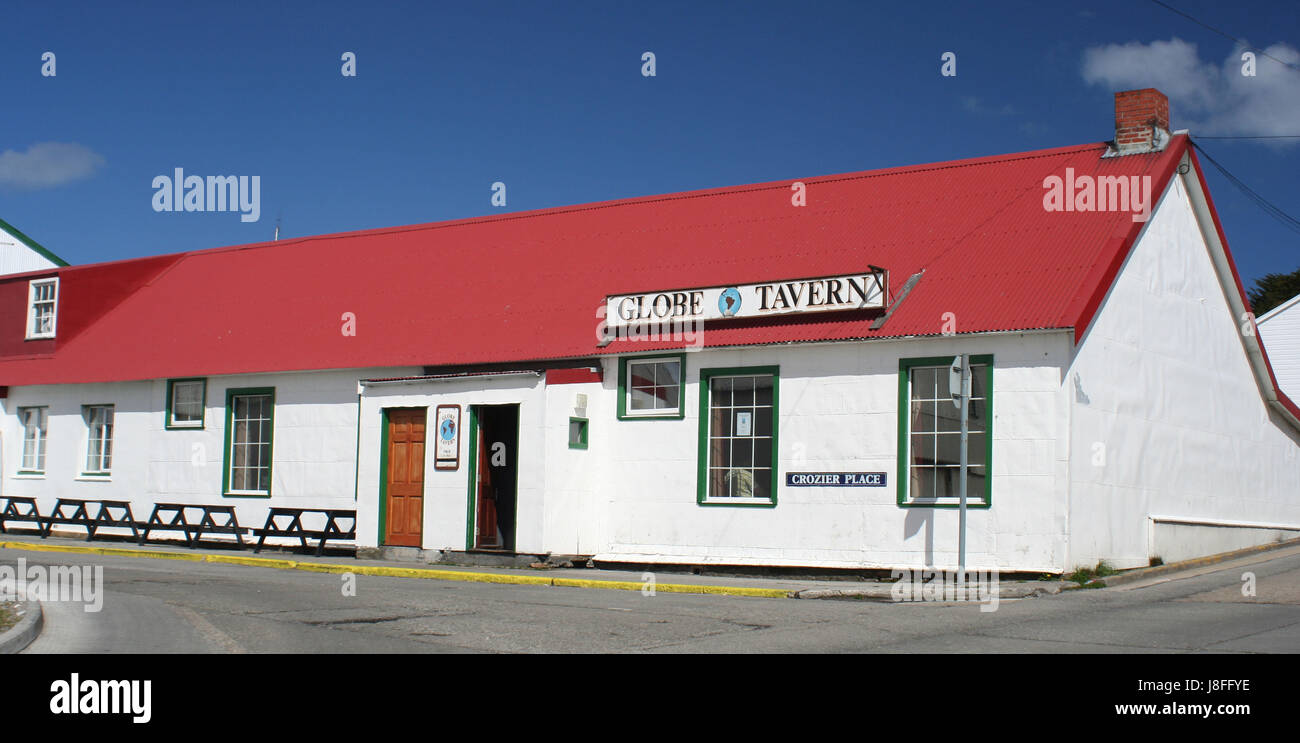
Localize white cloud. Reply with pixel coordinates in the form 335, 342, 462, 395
0, 142, 106, 190
1081, 38, 1300, 138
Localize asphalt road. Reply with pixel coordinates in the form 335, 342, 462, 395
7, 546, 1300, 653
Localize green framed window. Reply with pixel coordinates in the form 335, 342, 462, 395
82, 404, 114, 476
897, 355, 993, 508
18, 406, 48, 474
222, 388, 275, 497
618, 354, 686, 419
166, 378, 207, 429
697, 366, 779, 507
568, 417, 589, 449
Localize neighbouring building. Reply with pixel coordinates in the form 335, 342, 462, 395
0, 218, 68, 277
2, 88, 1298, 573
1258, 292, 1300, 406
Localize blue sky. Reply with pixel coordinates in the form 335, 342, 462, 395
1, 0, 1297, 287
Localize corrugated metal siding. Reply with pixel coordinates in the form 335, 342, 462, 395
1259, 298, 1300, 403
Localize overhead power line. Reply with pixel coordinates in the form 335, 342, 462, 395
1191, 140, 1300, 236
1148, 0, 1300, 72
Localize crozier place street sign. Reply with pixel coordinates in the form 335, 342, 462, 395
605, 270, 886, 327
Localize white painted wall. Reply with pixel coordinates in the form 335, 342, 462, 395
1258, 295, 1300, 405
356, 373, 550, 553
1067, 166, 1300, 570
4, 334, 1078, 570
587, 334, 1072, 572
0, 223, 61, 276
1, 367, 416, 542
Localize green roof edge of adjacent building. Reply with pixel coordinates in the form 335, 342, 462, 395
0, 217, 71, 267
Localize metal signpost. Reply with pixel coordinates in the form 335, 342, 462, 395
949, 354, 971, 581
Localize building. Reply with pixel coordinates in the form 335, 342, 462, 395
2, 89, 1298, 573
1258, 292, 1300, 406
0, 218, 68, 277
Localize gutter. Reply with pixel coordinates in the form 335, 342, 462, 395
359, 370, 543, 387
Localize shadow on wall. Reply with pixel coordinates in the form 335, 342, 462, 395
903, 508, 935, 567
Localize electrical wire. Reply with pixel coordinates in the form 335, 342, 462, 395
1148, 0, 1300, 72
1191, 140, 1300, 235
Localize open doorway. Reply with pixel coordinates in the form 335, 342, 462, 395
469, 404, 518, 552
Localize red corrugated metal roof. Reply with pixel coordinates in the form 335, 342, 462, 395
0, 136, 1190, 386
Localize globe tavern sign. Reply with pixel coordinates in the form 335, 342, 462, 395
604, 270, 887, 328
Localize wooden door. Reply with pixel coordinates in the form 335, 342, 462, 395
474, 422, 499, 548
384, 408, 426, 547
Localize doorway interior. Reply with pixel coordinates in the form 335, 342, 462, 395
468, 404, 519, 552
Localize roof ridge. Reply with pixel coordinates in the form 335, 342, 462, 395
31, 142, 1112, 273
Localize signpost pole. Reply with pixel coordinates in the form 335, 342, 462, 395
951, 354, 970, 583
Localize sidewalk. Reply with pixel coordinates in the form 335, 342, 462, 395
0, 532, 1068, 600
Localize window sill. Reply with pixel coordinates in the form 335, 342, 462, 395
699, 497, 776, 508
900, 498, 991, 509
165, 423, 205, 431
618, 411, 684, 421
223, 491, 271, 499
14, 472, 46, 479
76, 474, 112, 482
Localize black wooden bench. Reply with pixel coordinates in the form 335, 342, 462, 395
139, 503, 249, 548
0, 496, 44, 533
253, 507, 356, 556
41, 498, 141, 542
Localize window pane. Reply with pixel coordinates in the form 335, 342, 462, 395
911, 466, 935, 500
659, 385, 679, 410
658, 361, 680, 386
935, 400, 961, 432
935, 433, 962, 467
632, 386, 659, 410
732, 438, 753, 467
229, 394, 272, 492
732, 377, 754, 406
913, 367, 937, 398
173, 381, 203, 422
912, 400, 936, 435
711, 407, 731, 437
711, 377, 732, 407
709, 468, 727, 499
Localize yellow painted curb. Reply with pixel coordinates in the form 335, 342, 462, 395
0, 540, 791, 598
0, 540, 200, 563
202, 554, 297, 570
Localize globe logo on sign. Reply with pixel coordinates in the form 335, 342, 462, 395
719, 287, 742, 317
440, 419, 456, 441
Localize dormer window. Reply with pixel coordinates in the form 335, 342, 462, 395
26, 277, 58, 339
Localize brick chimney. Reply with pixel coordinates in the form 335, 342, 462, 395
1112, 88, 1171, 155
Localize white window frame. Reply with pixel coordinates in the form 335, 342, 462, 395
225, 390, 274, 496
699, 368, 778, 506
167, 378, 207, 429
82, 404, 114, 476
620, 355, 685, 419
26, 277, 59, 340
899, 357, 992, 507
18, 406, 48, 474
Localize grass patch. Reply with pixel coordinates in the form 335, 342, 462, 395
0, 602, 17, 633
1067, 560, 1119, 585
